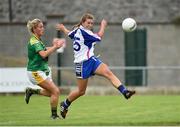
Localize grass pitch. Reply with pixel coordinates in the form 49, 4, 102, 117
0, 95, 180, 126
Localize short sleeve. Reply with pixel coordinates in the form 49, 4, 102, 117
68, 29, 78, 39
33, 42, 44, 52
81, 29, 101, 43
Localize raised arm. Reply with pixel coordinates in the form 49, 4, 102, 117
56, 24, 70, 36
97, 19, 107, 38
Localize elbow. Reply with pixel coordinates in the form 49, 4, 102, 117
97, 32, 103, 38
40, 54, 47, 59
39, 52, 48, 59
41, 55, 47, 59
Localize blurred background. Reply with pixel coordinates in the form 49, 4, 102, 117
0, 0, 180, 94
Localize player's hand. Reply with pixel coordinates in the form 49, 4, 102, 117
53, 38, 66, 48
56, 24, 65, 31
56, 38, 66, 48
101, 19, 107, 28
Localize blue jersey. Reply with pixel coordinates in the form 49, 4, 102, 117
68, 25, 101, 63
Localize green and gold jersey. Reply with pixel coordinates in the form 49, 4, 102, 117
27, 34, 49, 71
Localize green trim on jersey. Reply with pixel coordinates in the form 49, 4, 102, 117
27, 34, 49, 71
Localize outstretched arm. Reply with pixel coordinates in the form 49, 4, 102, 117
97, 19, 107, 38
39, 38, 65, 59
56, 24, 70, 36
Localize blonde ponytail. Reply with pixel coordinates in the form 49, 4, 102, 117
27, 18, 42, 34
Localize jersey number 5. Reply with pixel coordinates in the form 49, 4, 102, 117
73, 41, 81, 51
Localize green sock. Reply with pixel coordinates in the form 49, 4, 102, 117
31, 89, 40, 94
51, 107, 57, 116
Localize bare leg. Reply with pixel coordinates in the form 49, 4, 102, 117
25, 79, 60, 119
25, 86, 52, 104
95, 63, 135, 99
67, 78, 88, 102
60, 78, 88, 119
39, 87, 61, 97
38, 80, 60, 108
39, 89, 51, 97
95, 63, 121, 88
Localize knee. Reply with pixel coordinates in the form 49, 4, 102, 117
56, 87, 60, 95
53, 87, 60, 96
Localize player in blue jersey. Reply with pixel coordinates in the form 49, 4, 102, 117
56, 13, 135, 119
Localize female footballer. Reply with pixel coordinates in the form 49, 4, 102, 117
25, 18, 65, 119
56, 13, 135, 119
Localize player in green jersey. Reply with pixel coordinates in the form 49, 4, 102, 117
25, 18, 65, 119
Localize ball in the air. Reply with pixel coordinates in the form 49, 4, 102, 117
122, 18, 137, 32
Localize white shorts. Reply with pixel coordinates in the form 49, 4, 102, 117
27, 68, 52, 85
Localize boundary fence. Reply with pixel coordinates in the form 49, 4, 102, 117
52, 66, 180, 86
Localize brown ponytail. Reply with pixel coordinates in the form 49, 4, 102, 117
72, 13, 94, 29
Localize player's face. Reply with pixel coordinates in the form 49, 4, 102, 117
82, 18, 94, 30
33, 22, 44, 37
